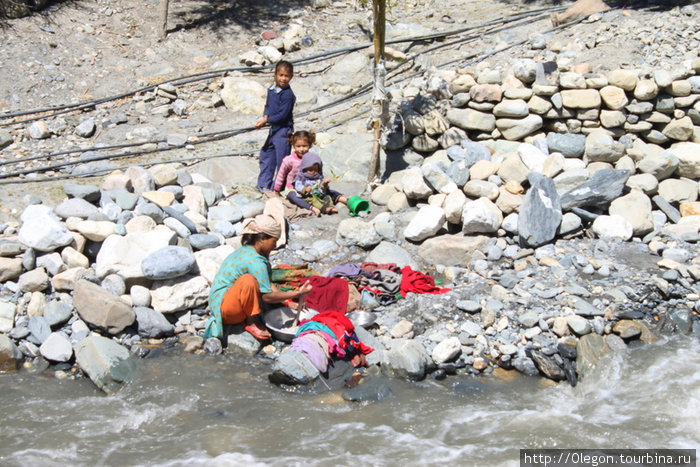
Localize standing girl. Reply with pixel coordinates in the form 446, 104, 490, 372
255, 61, 296, 192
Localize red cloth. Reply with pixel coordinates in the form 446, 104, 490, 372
310, 311, 354, 339
302, 276, 349, 314
399, 266, 451, 297
309, 311, 373, 356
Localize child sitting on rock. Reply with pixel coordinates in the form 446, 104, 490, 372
272, 130, 316, 194
288, 152, 348, 216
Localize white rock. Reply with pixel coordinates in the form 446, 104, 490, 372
150, 275, 210, 314
402, 167, 434, 200
592, 215, 633, 240
462, 197, 503, 234
432, 337, 462, 364
95, 228, 177, 280
221, 77, 266, 114
404, 205, 446, 242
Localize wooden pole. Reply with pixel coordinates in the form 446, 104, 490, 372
367, 0, 386, 184
158, 0, 170, 40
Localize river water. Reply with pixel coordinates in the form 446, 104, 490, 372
1, 335, 698, 466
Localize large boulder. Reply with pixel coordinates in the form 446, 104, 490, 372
269, 349, 320, 385
670, 142, 700, 178
75, 334, 136, 394
336, 218, 381, 248
518, 174, 562, 248
141, 246, 196, 280
18, 205, 73, 252
462, 198, 503, 234
609, 189, 654, 236
381, 339, 431, 380
150, 275, 210, 314
95, 228, 177, 280
220, 77, 266, 114
417, 234, 489, 267
560, 169, 631, 211
0, 335, 23, 372
365, 242, 416, 268
73, 280, 136, 334
134, 307, 175, 338
403, 205, 446, 242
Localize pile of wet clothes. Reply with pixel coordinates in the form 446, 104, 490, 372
273, 263, 451, 374
273, 262, 451, 315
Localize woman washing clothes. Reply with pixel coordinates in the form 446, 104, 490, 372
204, 214, 312, 341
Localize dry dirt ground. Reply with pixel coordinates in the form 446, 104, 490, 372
0, 0, 694, 221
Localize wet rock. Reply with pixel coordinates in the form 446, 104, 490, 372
528, 349, 566, 381
203, 337, 223, 355
576, 333, 611, 379
226, 327, 261, 357
270, 349, 320, 385
75, 334, 135, 394
382, 338, 431, 380
0, 335, 23, 372
342, 376, 393, 402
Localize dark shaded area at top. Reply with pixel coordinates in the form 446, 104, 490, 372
1, 0, 695, 28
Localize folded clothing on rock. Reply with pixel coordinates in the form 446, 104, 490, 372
289, 332, 330, 373
303, 276, 350, 314
399, 266, 451, 297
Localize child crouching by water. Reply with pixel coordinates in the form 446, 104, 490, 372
288, 152, 348, 216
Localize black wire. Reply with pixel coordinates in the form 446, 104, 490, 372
0, 6, 590, 184
0, 5, 568, 127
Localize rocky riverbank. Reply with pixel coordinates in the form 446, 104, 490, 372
1, 0, 699, 394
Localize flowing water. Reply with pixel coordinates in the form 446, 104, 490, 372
1, 335, 698, 466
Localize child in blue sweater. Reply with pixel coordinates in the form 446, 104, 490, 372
255, 61, 296, 192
